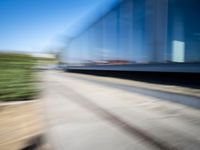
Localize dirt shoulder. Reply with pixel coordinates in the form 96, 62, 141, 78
0, 100, 46, 150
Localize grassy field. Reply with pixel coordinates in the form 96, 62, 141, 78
0, 53, 39, 101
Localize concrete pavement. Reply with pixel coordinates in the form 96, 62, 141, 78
42, 71, 200, 150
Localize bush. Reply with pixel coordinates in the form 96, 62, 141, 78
0, 53, 39, 101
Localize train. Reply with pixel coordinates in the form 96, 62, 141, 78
59, 0, 200, 73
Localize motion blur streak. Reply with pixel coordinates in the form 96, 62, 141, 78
59, 0, 200, 73
1, 0, 200, 150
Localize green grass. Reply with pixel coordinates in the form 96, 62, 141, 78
0, 53, 39, 101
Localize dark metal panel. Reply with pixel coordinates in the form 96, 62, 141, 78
67, 63, 200, 73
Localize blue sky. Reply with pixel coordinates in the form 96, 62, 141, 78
0, 0, 117, 52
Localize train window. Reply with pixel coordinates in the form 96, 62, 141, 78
168, 0, 200, 63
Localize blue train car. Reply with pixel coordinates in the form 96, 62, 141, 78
60, 0, 200, 73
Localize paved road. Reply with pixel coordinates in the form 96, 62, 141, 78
42, 71, 200, 150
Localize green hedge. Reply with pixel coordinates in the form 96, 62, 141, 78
0, 53, 39, 101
